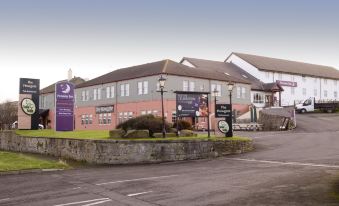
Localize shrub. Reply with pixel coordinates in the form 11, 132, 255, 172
116, 114, 171, 136
124, 130, 149, 138
173, 120, 192, 130
109, 129, 125, 138
179, 129, 196, 137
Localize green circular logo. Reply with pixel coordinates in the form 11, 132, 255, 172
218, 120, 229, 133
21, 98, 36, 115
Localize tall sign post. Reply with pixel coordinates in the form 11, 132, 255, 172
215, 104, 232, 137
175, 91, 210, 137
55, 81, 75, 131
18, 78, 40, 130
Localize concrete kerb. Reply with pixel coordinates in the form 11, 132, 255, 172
0, 131, 253, 165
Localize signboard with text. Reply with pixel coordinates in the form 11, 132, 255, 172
215, 104, 231, 118
18, 78, 40, 130
176, 92, 208, 117
276, 80, 297, 87
55, 81, 75, 131
96, 105, 114, 114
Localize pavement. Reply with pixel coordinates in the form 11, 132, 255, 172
1, 113, 339, 206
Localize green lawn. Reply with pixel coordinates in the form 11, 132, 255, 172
16, 129, 250, 141
0, 151, 69, 172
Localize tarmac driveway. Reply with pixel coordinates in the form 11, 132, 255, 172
1, 113, 339, 206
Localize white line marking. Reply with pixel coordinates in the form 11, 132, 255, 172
53, 198, 110, 206
226, 158, 339, 169
96, 174, 179, 186
0, 198, 10, 202
72, 187, 81, 190
81, 199, 112, 206
127, 191, 153, 197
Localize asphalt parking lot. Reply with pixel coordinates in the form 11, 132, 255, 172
1, 113, 339, 206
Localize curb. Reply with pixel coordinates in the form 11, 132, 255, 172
0, 168, 64, 176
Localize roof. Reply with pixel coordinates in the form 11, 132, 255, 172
40, 77, 86, 94
76, 59, 251, 89
229, 52, 339, 80
181, 57, 265, 91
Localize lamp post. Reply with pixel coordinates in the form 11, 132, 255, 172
158, 75, 167, 138
227, 82, 234, 137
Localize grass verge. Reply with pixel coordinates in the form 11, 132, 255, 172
16, 129, 250, 141
0, 151, 69, 172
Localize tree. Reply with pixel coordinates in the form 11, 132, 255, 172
0, 101, 18, 130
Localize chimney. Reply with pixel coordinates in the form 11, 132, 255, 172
68, 68, 73, 81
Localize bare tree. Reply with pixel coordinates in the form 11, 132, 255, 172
0, 101, 18, 130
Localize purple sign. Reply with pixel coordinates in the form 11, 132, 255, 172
276, 80, 297, 87
55, 81, 75, 131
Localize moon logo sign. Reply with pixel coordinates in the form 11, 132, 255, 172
61, 84, 71, 94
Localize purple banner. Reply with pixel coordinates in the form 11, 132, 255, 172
55, 81, 75, 131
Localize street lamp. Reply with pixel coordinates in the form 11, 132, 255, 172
227, 82, 234, 137
158, 75, 167, 138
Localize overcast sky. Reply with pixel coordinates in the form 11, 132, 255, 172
1, 0, 339, 102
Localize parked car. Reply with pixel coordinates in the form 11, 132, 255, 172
11, 121, 44, 129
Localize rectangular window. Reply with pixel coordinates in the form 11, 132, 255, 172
335, 91, 338, 98
128, 112, 133, 119
183, 80, 189, 91
314, 89, 317, 96
241, 87, 246, 99
141, 111, 146, 115
99, 114, 103, 124
156, 82, 160, 91
324, 79, 328, 84
103, 113, 107, 124
314, 78, 317, 83
147, 110, 152, 114
334, 80, 337, 86
253, 93, 264, 104
172, 111, 176, 123
81, 115, 85, 125
265, 72, 270, 79
110, 86, 115, 98
302, 76, 306, 82
89, 114, 93, 124
124, 112, 128, 121
189, 81, 195, 91
106, 86, 110, 99
138, 82, 143, 95
302, 88, 307, 96
291, 87, 295, 95
85, 90, 89, 101
236, 87, 241, 98
85, 114, 89, 125
97, 88, 101, 100
291, 75, 295, 81
120, 84, 125, 97
93, 89, 97, 100
211, 84, 221, 96
107, 113, 112, 124
81, 91, 85, 101
278, 73, 282, 80
118, 112, 123, 124
143, 81, 148, 94
324, 90, 328, 97
125, 84, 130, 96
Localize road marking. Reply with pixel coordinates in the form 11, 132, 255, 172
127, 191, 153, 197
226, 158, 339, 169
72, 187, 81, 190
96, 174, 179, 186
81, 199, 112, 206
0, 198, 10, 202
53, 198, 110, 206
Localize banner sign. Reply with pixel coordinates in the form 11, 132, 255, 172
55, 81, 75, 131
96, 105, 114, 114
18, 78, 40, 130
215, 104, 231, 118
176, 93, 208, 117
276, 80, 297, 87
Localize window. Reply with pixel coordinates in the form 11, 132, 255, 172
106, 86, 110, 98
85, 115, 89, 125
141, 111, 146, 115
118, 112, 123, 123
103, 113, 107, 124
334, 80, 338, 86
138, 81, 148, 95
183, 80, 189, 91
324, 90, 328, 97
97, 88, 101, 100
93, 89, 97, 100
172, 111, 176, 123
120, 84, 129, 96
156, 82, 160, 91
334, 91, 338, 98
89, 114, 93, 124
291, 87, 295, 95
128, 112, 133, 119
253, 93, 264, 104
302, 88, 307, 96
147, 110, 152, 114
324, 79, 328, 84
302, 76, 306, 82
107, 113, 112, 124
81, 91, 86, 101
291, 75, 295, 82
278, 73, 282, 80
314, 89, 317, 96
85, 90, 89, 101
99, 113, 112, 125
189, 81, 195, 91
265, 72, 270, 79
211, 84, 221, 96
241, 87, 246, 98
236, 87, 241, 98
314, 78, 317, 83
81, 115, 85, 125
110, 86, 115, 98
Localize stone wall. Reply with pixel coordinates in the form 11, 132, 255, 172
0, 131, 253, 164
258, 107, 296, 131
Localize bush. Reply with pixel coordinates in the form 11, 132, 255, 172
109, 129, 125, 138
124, 130, 149, 138
173, 120, 192, 130
179, 129, 196, 137
116, 114, 171, 136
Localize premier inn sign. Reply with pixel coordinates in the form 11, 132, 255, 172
18, 78, 40, 130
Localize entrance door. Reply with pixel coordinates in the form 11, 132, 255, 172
265, 95, 272, 107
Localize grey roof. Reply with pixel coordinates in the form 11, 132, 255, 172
76, 59, 251, 89
230, 52, 339, 80
181, 57, 266, 91
40, 77, 86, 94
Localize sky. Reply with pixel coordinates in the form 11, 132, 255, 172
1, 0, 339, 102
